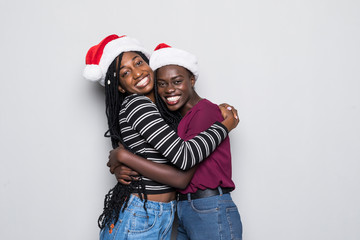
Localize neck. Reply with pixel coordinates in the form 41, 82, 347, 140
146, 90, 155, 103
180, 92, 202, 116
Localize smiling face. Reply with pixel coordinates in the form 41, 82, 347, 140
156, 65, 200, 116
118, 52, 155, 101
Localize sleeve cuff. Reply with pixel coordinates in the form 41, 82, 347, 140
214, 121, 229, 135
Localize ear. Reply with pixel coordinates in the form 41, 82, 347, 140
118, 85, 126, 93
190, 75, 196, 88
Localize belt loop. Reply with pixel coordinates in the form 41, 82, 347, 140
187, 193, 191, 202
159, 203, 163, 216
218, 186, 223, 196
122, 194, 135, 211
172, 200, 176, 214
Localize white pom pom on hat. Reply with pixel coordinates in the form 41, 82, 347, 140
83, 34, 150, 86
149, 43, 199, 80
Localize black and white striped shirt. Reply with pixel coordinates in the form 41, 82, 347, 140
119, 94, 228, 194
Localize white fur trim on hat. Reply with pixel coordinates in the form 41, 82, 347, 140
150, 46, 199, 80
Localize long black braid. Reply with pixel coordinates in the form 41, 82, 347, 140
98, 51, 181, 230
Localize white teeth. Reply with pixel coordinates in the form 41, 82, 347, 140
136, 77, 149, 87
167, 96, 180, 102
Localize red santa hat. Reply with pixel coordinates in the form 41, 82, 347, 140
149, 43, 199, 80
83, 34, 150, 86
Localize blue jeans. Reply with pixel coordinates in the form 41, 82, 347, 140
176, 189, 242, 240
100, 195, 176, 240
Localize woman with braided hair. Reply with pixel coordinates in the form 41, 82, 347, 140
110, 43, 243, 240
83, 35, 239, 240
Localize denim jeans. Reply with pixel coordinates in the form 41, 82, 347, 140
176, 189, 242, 240
100, 194, 176, 240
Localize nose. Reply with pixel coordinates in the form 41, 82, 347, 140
133, 68, 142, 79
165, 84, 175, 93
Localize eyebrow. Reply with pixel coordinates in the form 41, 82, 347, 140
171, 75, 184, 80
119, 55, 140, 70
158, 74, 184, 80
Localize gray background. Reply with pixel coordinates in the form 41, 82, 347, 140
0, 0, 359, 239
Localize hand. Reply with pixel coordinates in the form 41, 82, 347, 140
219, 103, 239, 121
107, 143, 126, 174
219, 103, 240, 132
113, 164, 140, 185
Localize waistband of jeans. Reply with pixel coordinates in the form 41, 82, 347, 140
177, 187, 233, 201
127, 194, 176, 211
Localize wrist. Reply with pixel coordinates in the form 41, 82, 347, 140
118, 148, 131, 164
221, 118, 233, 132
116, 149, 124, 163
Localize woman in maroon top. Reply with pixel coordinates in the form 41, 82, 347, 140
109, 44, 242, 239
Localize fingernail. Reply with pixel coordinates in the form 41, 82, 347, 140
227, 107, 232, 110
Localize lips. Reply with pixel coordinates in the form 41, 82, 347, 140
135, 75, 150, 88
165, 96, 181, 105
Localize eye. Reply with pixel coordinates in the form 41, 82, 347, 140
122, 71, 129, 77
136, 60, 143, 66
157, 81, 166, 87
174, 80, 182, 85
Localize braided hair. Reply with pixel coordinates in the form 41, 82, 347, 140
98, 51, 181, 230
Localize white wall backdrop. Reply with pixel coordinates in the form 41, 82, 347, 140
0, 0, 359, 239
